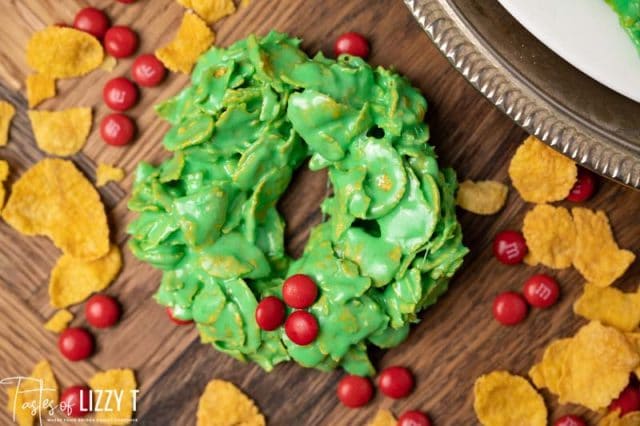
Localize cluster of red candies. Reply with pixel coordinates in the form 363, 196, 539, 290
255, 274, 320, 345
491, 168, 597, 326
56, 294, 121, 417
65, 3, 167, 147
338, 367, 430, 426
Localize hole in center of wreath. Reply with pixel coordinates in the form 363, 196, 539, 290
278, 159, 329, 259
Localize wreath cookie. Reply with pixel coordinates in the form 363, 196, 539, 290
128, 32, 467, 375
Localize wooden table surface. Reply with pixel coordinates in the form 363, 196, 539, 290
0, 0, 638, 425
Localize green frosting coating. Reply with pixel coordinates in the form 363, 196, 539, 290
127, 31, 467, 375
607, 0, 640, 51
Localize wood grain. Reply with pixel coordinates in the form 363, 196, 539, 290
0, 0, 638, 425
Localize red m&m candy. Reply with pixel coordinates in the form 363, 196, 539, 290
553, 415, 587, 426
285, 311, 318, 345
166, 307, 193, 325
523, 274, 559, 309
60, 385, 91, 418
103, 77, 139, 111
100, 113, 135, 146
398, 410, 432, 426
336, 375, 373, 408
58, 327, 94, 361
85, 294, 121, 328
132, 54, 166, 87
334, 32, 370, 58
282, 274, 318, 309
377, 366, 414, 399
73, 8, 110, 40
493, 230, 528, 265
566, 168, 597, 203
609, 384, 640, 416
255, 296, 286, 331
492, 291, 528, 326
104, 26, 138, 58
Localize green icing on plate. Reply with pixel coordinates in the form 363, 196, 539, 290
127, 31, 467, 375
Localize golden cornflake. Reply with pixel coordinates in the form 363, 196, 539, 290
177, 0, 236, 24
6, 360, 58, 426
599, 411, 640, 426
26, 27, 104, 78
28, 108, 92, 156
2, 159, 110, 260
369, 409, 396, 426
522, 204, 575, 268
100, 55, 118, 72
26, 74, 56, 108
0, 100, 15, 146
574, 283, 640, 331
473, 371, 546, 426
528, 338, 572, 394
456, 180, 508, 215
96, 163, 125, 187
156, 12, 215, 74
49, 244, 122, 308
508, 136, 577, 203
572, 208, 635, 287
44, 309, 73, 333
88, 369, 137, 425
197, 379, 265, 426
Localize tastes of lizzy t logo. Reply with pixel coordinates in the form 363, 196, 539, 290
1, 376, 139, 423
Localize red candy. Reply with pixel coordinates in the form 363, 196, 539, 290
85, 294, 121, 328
100, 113, 135, 146
567, 168, 597, 203
104, 26, 138, 58
60, 385, 91, 418
282, 274, 318, 309
609, 384, 640, 416
397, 410, 432, 426
554, 415, 587, 426
336, 375, 373, 408
334, 32, 370, 58
58, 327, 94, 361
377, 366, 414, 399
523, 274, 560, 309
493, 230, 528, 265
166, 307, 193, 325
284, 311, 318, 345
132, 54, 166, 87
255, 296, 286, 331
492, 291, 528, 326
103, 77, 139, 111
73, 7, 110, 40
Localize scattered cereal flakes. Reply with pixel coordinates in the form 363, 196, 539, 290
624, 333, 640, 379
572, 208, 635, 287
156, 12, 215, 74
2, 159, 110, 260
6, 360, 58, 426
522, 204, 575, 269
177, 0, 236, 24
26, 27, 104, 78
557, 321, 639, 410
28, 108, 92, 156
528, 338, 572, 394
88, 369, 137, 426
456, 179, 508, 215
49, 244, 122, 308
574, 283, 640, 331
44, 309, 73, 333
599, 411, 640, 426
96, 163, 125, 187
0, 159, 8, 210
26, 74, 56, 108
100, 55, 118, 72
473, 371, 546, 426
197, 379, 265, 426
368, 409, 396, 426
508, 136, 577, 203
0, 100, 15, 146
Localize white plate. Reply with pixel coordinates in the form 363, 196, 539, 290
498, 0, 640, 103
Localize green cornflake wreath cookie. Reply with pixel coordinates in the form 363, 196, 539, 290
128, 31, 468, 376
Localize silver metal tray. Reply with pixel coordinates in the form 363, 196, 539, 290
404, 0, 640, 188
